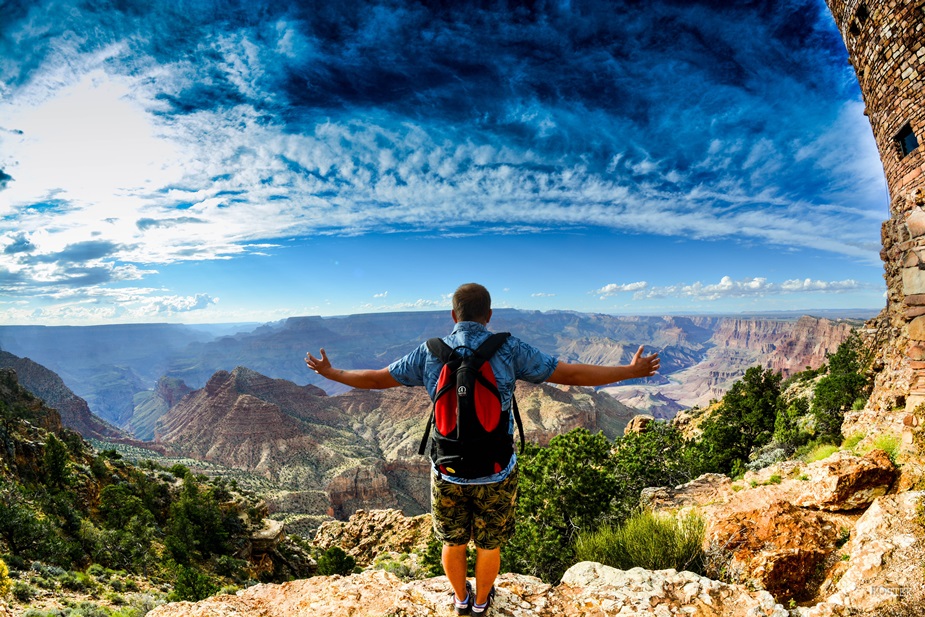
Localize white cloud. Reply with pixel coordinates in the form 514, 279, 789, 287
593, 281, 648, 298
373, 291, 388, 298
531, 292, 556, 297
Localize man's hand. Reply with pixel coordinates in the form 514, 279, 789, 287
629, 345, 660, 379
305, 348, 332, 376
304, 348, 400, 389
546, 345, 660, 386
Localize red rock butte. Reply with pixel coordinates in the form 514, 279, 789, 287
824, 0, 925, 414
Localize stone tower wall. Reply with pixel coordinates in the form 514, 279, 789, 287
824, 0, 925, 418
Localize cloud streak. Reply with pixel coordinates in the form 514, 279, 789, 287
634, 276, 863, 301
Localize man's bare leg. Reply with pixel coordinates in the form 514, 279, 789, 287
442, 543, 470, 602
474, 546, 500, 605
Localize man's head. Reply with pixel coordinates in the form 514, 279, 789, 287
452, 283, 492, 324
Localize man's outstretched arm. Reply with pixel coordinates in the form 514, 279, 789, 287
305, 348, 401, 389
546, 345, 659, 386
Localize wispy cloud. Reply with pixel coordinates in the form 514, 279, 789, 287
636, 276, 863, 301
359, 296, 452, 312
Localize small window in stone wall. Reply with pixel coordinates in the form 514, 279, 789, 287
849, 2, 869, 35
855, 3, 869, 24
896, 123, 920, 157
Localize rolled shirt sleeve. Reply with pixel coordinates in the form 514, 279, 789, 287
387, 342, 428, 387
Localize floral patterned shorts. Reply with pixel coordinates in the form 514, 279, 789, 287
430, 465, 519, 550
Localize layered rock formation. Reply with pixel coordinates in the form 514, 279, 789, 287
155, 367, 637, 522
0, 351, 128, 441
606, 315, 856, 414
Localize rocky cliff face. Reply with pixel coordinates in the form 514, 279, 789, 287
155, 368, 637, 522
127, 376, 193, 440
640, 448, 924, 614
607, 316, 856, 412
0, 351, 127, 441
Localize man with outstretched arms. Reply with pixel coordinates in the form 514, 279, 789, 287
306, 282, 659, 616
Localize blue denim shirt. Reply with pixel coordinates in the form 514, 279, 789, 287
388, 321, 559, 484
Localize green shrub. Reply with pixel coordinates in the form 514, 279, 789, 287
169, 565, 218, 602
503, 425, 703, 584
104, 591, 126, 605
867, 434, 901, 464
59, 570, 96, 592
804, 444, 839, 463
2, 553, 27, 571
372, 552, 424, 581
60, 602, 111, 617
316, 546, 356, 576
842, 433, 865, 450
214, 554, 246, 578
11, 580, 35, 602
575, 510, 706, 574
811, 333, 871, 444
168, 464, 190, 479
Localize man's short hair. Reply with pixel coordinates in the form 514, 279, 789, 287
453, 283, 491, 323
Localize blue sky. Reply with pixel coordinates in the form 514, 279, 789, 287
0, 0, 890, 325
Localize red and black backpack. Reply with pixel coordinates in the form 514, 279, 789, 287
417, 332, 525, 479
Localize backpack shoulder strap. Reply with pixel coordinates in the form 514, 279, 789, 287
474, 332, 511, 361
425, 337, 458, 364
512, 395, 526, 454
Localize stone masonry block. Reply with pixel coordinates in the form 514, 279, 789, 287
907, 345, 925, 361
903, 267, 925, 296
908, 394, 925, 414
903, 294, 925, 306
907, 208, 925, 237
909, 315, 925, 340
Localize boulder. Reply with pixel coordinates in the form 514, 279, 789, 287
800, 492, 925, 617
559, 562, 787, 617
250, 519, 285, 555
624, 413, 655, 435
640, 473, 734, 511
788, 450, 896, 511
706, 496, 840, 601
